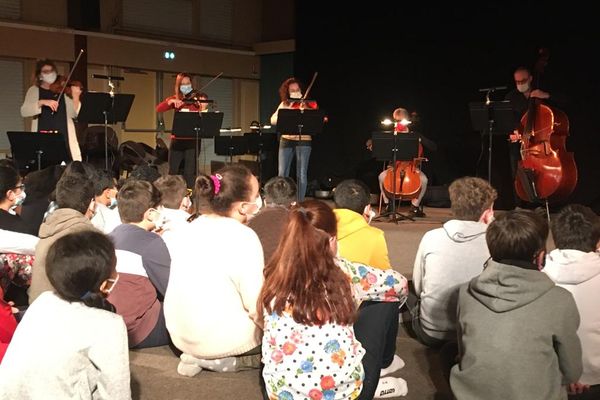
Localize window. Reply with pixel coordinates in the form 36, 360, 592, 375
0, 59, 24, 151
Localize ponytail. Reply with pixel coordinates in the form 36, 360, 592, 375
258, 200, 355, 326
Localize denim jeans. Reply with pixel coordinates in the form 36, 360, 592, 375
278, 139, 311, 201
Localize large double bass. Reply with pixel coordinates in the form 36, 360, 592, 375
514, 49, 577, 204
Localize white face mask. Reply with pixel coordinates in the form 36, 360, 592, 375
252, 196, 263, 215
517, 82, 530, 93
289, 91, 302, 99
367, 209, 376, 224
41, 72, 57, 84
180, 196, 192, 211
180, 84, 193, 95
103, 274, 119, 296
152, 208, 167, 230
14, 191, 26, 206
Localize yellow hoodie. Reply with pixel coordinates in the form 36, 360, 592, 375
333, 208, 391, 270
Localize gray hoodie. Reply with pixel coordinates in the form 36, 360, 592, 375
450, 260, 582, 400
544, 249, 600, 385
412, 220, 489, 340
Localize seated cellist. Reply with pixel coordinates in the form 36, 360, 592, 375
368, 108, 429, 218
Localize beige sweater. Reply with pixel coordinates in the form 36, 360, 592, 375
20, 85, 82, 161
164, 215, 264, 358
28, 209, 97, 303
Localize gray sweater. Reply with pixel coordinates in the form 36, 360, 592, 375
450, 260, 582, 400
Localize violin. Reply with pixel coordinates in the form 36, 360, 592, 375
49, 75, 84, 99
289, 72, 319, 109
48, 49, 85, 112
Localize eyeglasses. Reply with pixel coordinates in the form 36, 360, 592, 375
515, 77, 530, 85
13, 184, 25, 191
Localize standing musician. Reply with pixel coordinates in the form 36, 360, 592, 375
505, 66, 553, 179
504, 66, 568, 206
369, 107, 429, 218
270, 77, 318, 202
156, 72, 208, 188
20, 59, 82, 161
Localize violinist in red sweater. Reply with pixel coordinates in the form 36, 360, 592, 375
156, 72, 208, 188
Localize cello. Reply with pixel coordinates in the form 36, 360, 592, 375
382, 109, 424, 200
515, 49, 577, 204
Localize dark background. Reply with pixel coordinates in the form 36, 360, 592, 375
294, 2, 600, 211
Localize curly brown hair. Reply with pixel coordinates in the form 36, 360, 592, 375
448, 177, 497, 221
278, 77, 302, 104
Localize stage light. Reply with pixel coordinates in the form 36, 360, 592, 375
399, 118, 412, 126
164, 51, 175, 60
381, 118, 393, 126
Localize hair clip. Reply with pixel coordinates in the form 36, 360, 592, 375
210, 174, 222, 195
296, 207, 309, 217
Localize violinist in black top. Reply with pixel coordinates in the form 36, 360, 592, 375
156, 72, 208, 188
20, 59, 82, 161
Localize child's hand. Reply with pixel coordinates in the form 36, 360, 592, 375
568, 382, 589, 395
8, 301, 18, 314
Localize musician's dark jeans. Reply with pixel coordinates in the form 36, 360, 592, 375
354, 301, 400, 400
169, 143, 196, 188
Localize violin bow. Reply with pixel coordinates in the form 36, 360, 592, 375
195, 72, 223, 109
302, 72, 318, 102
56, 49, 85, 105
198, 72, 223, 93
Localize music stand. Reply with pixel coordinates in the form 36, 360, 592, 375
245, 130, 277, 183
469, 101, 516, 183
275, 109, 325, 200
78, 92, 134, 170
172, 111, 223, 175
371, 131, 421, 223
215, 134, 248, 164
7, 131, 70, 172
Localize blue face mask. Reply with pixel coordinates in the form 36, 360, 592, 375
180, 85, 193, 95
109, 197, 118, 209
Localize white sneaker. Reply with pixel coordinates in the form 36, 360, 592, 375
374, 376, 408, 398
380, 355, 406, 377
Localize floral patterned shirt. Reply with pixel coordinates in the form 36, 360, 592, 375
262, 258, 408, 400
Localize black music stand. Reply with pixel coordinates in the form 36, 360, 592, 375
215, 135, 248, 164
78, 92, 134, 170
469, 101, 516, 183
172, 111, 223, 175
245, 131, 277, 183
276, 109, 325, 200
7, 131, 70, 172
371, 131, 421, 223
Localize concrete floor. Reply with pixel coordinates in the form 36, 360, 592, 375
129, 204, 556, 399
129, 206, 455, 400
